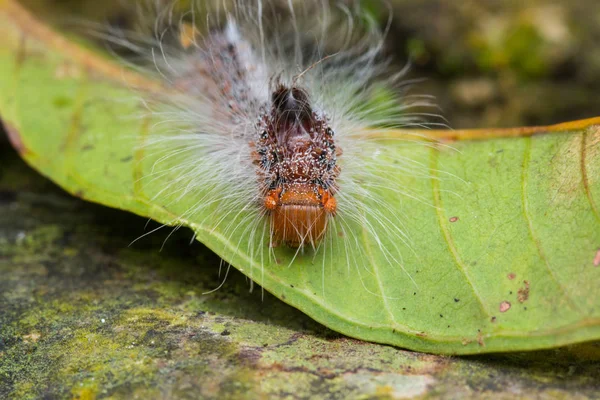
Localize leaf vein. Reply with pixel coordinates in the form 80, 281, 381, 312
580, 131, 600, 223
521, 137, 581, 313
430, 147, 491, 318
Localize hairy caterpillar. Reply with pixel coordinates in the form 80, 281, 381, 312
93, 0, 446, 290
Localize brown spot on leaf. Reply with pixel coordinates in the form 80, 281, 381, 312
594, 249, 600, 267
490, 316, 497, 323
477, 332, 485, 347
499, 301, 511, 313
507, 273, 516, 280
449, 216, 459, 223
2, 121, 28, 155
518, 280, 530, 303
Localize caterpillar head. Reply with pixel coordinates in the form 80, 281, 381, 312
255, 84, 340, 247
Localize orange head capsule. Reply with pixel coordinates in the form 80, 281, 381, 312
265, 184, 336, 247
254, 83, 340, 248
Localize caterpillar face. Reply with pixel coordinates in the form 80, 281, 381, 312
264, 183, 336, 248
254, 84, 340, 247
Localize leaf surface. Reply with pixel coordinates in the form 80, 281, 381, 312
1, 0, 599, 354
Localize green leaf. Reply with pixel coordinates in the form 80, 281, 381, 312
1, 1, 599, 354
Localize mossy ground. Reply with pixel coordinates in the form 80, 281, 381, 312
1, 140, 599, 399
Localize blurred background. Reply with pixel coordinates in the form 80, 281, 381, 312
15, 0, 600, 130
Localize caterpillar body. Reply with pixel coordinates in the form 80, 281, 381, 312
101, 0, 443, 287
